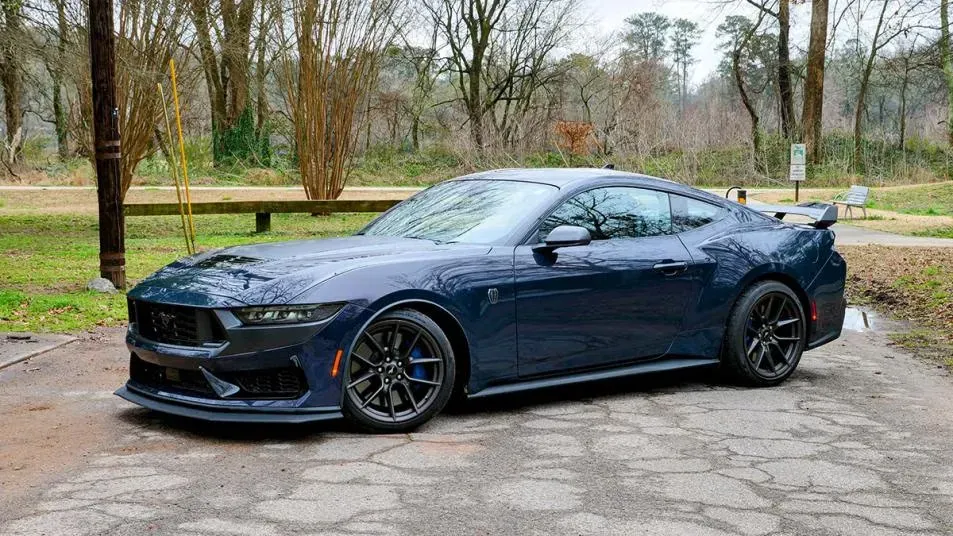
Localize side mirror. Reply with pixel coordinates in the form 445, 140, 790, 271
533, 225, 592, 253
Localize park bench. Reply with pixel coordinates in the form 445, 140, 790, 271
831, 185, 869, 220
123, 200, 402, 232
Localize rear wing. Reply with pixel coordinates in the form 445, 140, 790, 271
755, 202, 838, 229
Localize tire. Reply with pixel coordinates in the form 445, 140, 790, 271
722, 281, 807, 386
342, 309, 456, 433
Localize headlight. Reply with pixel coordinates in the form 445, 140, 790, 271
234, 303, 343, 325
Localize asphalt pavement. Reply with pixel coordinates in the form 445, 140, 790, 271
1, 319, 952, 535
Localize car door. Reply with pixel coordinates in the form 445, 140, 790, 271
514, 186, 695, 377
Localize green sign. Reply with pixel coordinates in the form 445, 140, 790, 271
790, 144, 806, 166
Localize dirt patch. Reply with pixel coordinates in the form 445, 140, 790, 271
841, 245, 953, 367
0, 328, 128, 499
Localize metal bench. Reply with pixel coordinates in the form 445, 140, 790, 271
831, 185, 869, 220
124, 200, 401, 232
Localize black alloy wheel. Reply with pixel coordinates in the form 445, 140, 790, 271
343, 309, 455, 432
724, 281, 806, 386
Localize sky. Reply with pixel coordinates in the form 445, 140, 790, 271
580, 0, 815, 85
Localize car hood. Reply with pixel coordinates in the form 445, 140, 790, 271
130, 235, 491, 306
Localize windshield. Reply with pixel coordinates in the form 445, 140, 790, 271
360, 179, 558, 244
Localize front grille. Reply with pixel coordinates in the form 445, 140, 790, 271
129, 355, 307, 399
130, 355, 214, 396
133, 301, 223, 346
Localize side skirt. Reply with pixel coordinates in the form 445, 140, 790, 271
467, 358, 719, 399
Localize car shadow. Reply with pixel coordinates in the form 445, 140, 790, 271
449, 366, 723, 416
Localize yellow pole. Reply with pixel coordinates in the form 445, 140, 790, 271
158, 83, 193, 255
169, 58, 196, 252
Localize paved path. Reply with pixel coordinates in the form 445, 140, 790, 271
2, 324, 952, 535
834, 224, 953, 247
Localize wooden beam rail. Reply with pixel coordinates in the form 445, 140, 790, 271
123, 199, 402, 232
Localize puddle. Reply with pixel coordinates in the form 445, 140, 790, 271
843, 307, 878, 331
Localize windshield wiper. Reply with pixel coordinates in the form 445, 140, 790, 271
404, 235, 445, 245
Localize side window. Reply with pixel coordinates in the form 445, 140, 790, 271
538, 187, 672, 241
671, 195, 724, 232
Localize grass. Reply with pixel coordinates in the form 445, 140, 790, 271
912, 227, 953, 239
867, 182, 953, 216
0, 213, 373, 332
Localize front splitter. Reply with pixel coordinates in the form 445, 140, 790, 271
115, 385, 343, 424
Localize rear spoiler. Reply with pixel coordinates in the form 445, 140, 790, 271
755, 202, 838, 229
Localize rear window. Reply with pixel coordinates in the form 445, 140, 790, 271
671, 195, 724, 232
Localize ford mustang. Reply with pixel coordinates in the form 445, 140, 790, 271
116, 168, 847, 432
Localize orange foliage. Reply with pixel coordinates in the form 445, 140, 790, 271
554, 121, 595, 155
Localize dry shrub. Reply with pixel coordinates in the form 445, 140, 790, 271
279, 0, 400, 200
554, 121, 595, 155
72, 1, 188, 199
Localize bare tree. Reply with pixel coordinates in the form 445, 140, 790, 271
745, 0, 796, 139
395, 18, 443, 151
188, 0, 259, 165
851, 0, 923, 171
484, 0, 578, 148
424, 0, 576, 151
942, 0, 952, 146
73, 0, 189, 197
0, 0, 25, 163
801, 0, 829, 163
719, 12, 770, 170
278, 0, 399, 200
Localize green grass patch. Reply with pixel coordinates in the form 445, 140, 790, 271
867, 182, 953, 216
0, 212, 373, 333
912, 227, 953, 239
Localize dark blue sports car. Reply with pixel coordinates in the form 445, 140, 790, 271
116, 169, 846, 432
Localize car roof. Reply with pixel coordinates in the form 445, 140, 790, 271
452, 168, 723, 201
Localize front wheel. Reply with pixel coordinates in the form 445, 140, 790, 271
723, 281, 806, 386
342, 309, 456, 433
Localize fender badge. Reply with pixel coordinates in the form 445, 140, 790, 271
487, 288, 500, 305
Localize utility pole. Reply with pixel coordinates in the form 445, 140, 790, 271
88, 0, 125, 289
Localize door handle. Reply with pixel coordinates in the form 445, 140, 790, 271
653, 261, 688, 275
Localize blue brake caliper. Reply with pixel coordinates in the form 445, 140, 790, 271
409, 347, 428, 380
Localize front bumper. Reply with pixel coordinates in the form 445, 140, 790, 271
116, 301, 374, 423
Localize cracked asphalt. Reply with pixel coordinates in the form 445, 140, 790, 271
2, 322, 953, 536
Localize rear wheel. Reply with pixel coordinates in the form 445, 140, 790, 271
723, 281, 806, 386
342, 309, 455, 433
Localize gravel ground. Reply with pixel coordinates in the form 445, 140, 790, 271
1, 322, 952, 535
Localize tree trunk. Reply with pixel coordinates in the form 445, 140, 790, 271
469, 46, 485, 150
802, 0, 828, 163
188, 0, 257, 166
52, 0, 70, 159
734, 50, 762, 171
411, 116, 420, 151
942, 0, 953, 147
898, 68, 908, 149
1, 1, 24, 163
52, 71, 68, 159
777, 0, 796, 139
